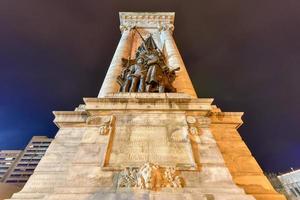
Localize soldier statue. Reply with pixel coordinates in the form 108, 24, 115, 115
117, 30, 178, 93
128, 57, 147, 92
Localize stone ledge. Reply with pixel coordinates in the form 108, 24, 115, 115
101, 92, 192, 99
53, 111, 87, 128
252, 193, 287, 200
119, 12, 175, 29
210, 112, 244, 129
84, 96, 213, 112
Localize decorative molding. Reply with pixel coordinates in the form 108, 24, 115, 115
86, 115, 114, 125
209, 111, 244, 128
119, 12, 175, 31
186, 116, 211, 128
186, 115, 211, 143
86, 115, 115, 135
84, 96, 213, 115
119, 24, 134, 33
53, 111, 87, 127
158, 24, 175, 32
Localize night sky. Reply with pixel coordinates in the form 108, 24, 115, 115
0, 1, 299, 173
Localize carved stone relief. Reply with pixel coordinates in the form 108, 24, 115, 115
117, 163, 183, 190
117, 167, 138, 188
170, 128, 188, 142
163, 166, 183, 188
157, 24, 175, 32
186, 116, 210, 143
86, 115, 115, 135
119, 12, 175, 31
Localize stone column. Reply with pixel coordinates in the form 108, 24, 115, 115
98, 25, 134, 97
160, 25, 197, 98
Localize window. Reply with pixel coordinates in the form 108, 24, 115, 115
6, 180, 18, 183
290, 188, 298, 197
294, 187, 300, 196
20, 159, 31, 162
17, 164, 28, 167
10, 174, 21, 177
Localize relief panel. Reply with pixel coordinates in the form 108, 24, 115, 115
102, 113, 197, 170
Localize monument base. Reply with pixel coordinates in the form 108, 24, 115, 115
8, 94, 284, 200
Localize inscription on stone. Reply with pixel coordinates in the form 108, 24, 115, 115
105, 113, 196, 169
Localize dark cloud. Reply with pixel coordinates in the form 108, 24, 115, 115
0, 0, 299, 172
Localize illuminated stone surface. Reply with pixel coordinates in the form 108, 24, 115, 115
8, 12, 285, 200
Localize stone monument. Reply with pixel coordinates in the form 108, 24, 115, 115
8, 12, 286, 200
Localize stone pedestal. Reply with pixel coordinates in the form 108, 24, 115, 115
8, 12, 286, 200
8, 93, 256, 200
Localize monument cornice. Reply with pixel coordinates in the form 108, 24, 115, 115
119, 12, 175, 30
209, 111, 244, 129
83, 94, 213, 114
53, 111, 87, 128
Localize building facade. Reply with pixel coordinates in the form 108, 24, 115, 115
0, 151, 22, 182
0, 136, 52, 187
8, 12, 285, 200
267, 172, 290, 198
278, 169, 300, 200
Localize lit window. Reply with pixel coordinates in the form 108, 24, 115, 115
294, 187, 300, 196
290, 188, 298, 197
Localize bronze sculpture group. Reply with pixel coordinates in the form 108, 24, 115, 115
117, 34, 178, 93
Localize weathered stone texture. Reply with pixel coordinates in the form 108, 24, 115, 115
8, 94, 258, 200
210, 111, 286, 200
7, 12, 285, 200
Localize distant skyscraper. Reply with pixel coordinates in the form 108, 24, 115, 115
266, 172, 290, 198
0, 150, 22, 182
278, 169, 300, 200
1, 136, 52, 186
